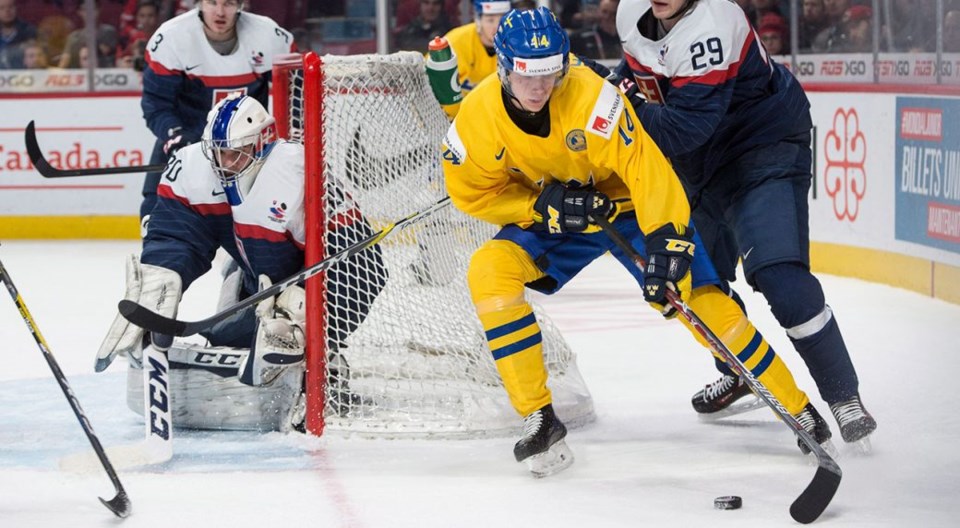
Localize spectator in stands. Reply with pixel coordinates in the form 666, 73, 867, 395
811, 0, 849, 53
20, 39, 48, 69
118, 0, 160, 67
798, 0, 828, 52
569, 0, 620, 60
558, 0, 600, 31
0, 0, 37, 68
395, 0, 452, 52
885, 0, 936, 52
946, 9, 960, 53
840, 4, 871, 53
396, 0, 461, 28
58, 0, 119, 68
758, 12, 788, 55
36, 11, 74, 64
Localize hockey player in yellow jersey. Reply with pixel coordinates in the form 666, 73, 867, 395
434, 1, 510, 118
442, 6, 834, 478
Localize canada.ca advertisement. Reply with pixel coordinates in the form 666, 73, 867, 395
0, 96, 149, 216
895, 97, 960, 255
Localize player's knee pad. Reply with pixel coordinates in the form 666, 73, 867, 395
467, 239, 542, 313
752, 263, 825, 329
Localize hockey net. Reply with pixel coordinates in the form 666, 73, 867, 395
271, 51, 594, 438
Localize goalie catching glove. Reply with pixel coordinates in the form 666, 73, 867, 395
96, 254, 182, 372
238, 275, 306, 387
643, 224, 696, 319
533, 182, 615, 234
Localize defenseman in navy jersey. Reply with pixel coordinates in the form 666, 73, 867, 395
614, 0, 876, 446
139, 0, 295, 228
97, 95, 385, 431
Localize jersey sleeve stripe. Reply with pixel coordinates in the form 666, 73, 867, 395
145, 51, 179, 76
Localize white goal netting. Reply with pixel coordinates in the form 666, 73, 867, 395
273, 51, 595, 438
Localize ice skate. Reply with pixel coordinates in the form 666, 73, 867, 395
794, 403, 838, 457
830, 395, 876, 454
514, 404, 573, 478
692, 374, 764, 420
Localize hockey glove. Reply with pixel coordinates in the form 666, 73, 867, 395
615, 75, 646, 109
162, 126, 191, 156
533, 182, 614, 234
96, 254, 181, 371
239, 275, 306, 386
643, 224, 695, 319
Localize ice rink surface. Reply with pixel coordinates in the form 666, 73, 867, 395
1, 240, 958, 527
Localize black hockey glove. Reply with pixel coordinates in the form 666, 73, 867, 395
615, 75, 646, 109
533, 182, 613, 234
643, 224, 695, 318
163, 126, 192, 156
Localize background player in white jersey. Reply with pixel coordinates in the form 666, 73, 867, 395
614, 0, 876, 446
97, 94, 386, 431
139, 0, 295, 230
443, 6, 830, 477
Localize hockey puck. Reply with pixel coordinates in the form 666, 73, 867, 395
714, 496, 742, 510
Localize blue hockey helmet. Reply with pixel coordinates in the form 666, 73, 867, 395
494, 7, 570, 92
473, 0, 512, 17
201, 94, 277, 206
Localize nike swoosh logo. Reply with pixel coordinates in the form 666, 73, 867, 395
495, 147, 505, 160
212, 189, 225, 197
185, 64, 201, 71
743, 247, 754, 260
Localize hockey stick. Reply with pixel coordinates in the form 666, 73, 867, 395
25, 121, 165, 177
592, 216, 841, 525
120, 196, 453, 336
59, 345, 174, 473
0, 252, 132, 518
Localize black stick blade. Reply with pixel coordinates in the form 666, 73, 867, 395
118, 299, 188, 336
25, 120, 165, 178
100, 490, 132, 518
789, 465, 842, 524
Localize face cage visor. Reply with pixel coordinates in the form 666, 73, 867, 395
202, 133, 263, 205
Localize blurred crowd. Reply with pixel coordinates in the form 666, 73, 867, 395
1, 0, 958, 72
387, 0, 960, 57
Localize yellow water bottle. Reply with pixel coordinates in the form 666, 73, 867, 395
425, 36, 462, 116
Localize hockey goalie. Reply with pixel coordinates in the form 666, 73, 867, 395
96, 93, 386, 433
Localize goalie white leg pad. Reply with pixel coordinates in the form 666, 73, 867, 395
127, 342, 303, 431
523, 439, 574, 478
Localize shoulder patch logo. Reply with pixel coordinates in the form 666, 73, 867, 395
268, 201, 287, 223
442, 124, 467, 166
565, 129, 586, 152
586, 82, 624, 140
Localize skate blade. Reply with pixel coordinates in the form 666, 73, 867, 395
524, 439, 574, 478
848, 436, 872, 455
804, 438, 840, 461
696, 395, 766, 421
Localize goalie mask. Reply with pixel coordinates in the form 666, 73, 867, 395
202, 94, 277, 206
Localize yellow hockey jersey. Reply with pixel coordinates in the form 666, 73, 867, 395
442, 63, 690, 237
444, 22, 498, 94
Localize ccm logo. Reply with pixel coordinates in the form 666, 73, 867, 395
146, 355, 171, 440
